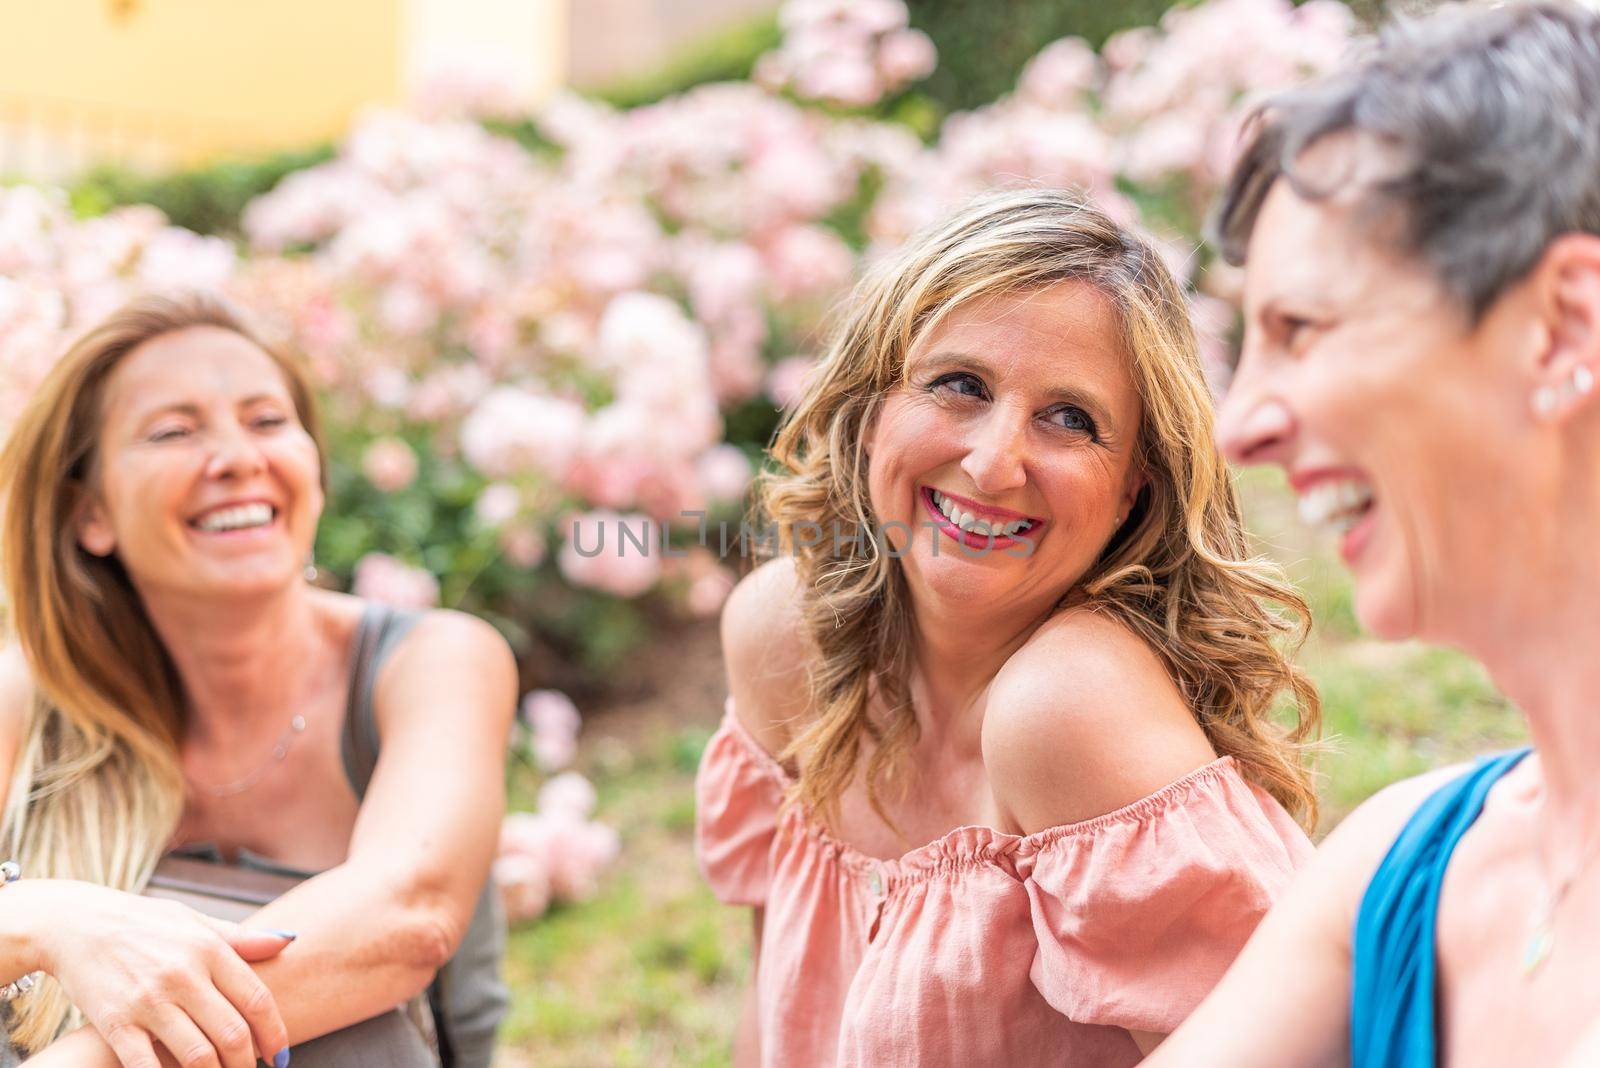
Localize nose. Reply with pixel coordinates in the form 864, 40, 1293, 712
1215, 367, 1297, 467
204, 422, 268, 481
960, 407, 1028, 495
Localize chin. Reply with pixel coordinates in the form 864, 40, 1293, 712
903, 539, 1026, 607
1353, 577, 1419, 641
192, 559, 303, 599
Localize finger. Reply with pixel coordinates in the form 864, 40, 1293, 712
179, 981, 270, 1068
208, 943, 291, 1068
102, 1023, 161, 1068
147, 1001, 222, 1068
199, 916, 297, 963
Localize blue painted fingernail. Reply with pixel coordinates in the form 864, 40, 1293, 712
266, 929, 298, 941
274, 1048, 291, 1068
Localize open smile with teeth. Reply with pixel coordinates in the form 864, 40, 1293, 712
1298, 478, 1375, 536
191, 502, 278, 534
924, 487, 1038, 539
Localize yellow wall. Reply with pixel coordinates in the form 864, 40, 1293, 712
0, 0, 570, 176
0, 0, 404, 162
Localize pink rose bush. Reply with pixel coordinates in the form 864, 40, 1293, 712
0, 0, 1367, 925
0, 0, 1358, 644
497, 697, 621, 924
756, 0, 937, 108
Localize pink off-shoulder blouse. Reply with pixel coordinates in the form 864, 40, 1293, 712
695, 703, 1314, 1067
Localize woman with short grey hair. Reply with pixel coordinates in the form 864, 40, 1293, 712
1147, 2, 1600, 1065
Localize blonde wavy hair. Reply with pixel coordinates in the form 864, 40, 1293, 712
760, 188, 1321, 834
0, 292, 323, 1051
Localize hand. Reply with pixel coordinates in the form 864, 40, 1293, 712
23, 880, 292, 1068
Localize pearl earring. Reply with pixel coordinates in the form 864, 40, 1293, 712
1532, 364, 1595, 419
303, 558, 319, 584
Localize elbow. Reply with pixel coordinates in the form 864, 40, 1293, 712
381, 880, 469, 988
395, 908, 461, 977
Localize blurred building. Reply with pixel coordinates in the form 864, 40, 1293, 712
0, 0, 771, 180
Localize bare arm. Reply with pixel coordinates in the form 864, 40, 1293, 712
245, 611, 517, 1038
733, 908, 764, 1068
718, 559, 811, 1065
33, 611, 516, 1067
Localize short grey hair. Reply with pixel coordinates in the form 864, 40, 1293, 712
1213, 0, 1600, 318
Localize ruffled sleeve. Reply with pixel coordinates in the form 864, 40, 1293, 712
1021, 757, 1313, 1035
694, 701, 788, 907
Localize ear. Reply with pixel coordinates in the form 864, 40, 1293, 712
1118, 467, 1148, 526
75, 493, 116, 558
1527, 234, 1600, 423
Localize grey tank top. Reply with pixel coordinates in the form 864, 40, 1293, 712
334, 602, 509, 1068
144, 603, 507, 1068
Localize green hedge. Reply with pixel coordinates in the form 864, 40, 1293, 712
589, 13, 783, 110
907, 0, 1183, 113
67, 143, 334, 235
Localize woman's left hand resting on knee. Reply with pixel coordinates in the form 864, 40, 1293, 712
23, 611, 517, 1067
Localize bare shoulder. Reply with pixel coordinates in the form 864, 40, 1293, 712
377, 608, 518, 729
721, 557, 812, 757
982, 605, 1217, 833
1309, 760, 1477, 919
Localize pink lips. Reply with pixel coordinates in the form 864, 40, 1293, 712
918, 486, 1041, 553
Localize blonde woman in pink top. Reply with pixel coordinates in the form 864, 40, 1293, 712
696, 188, 1321, 1066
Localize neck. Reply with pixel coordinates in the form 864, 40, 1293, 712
907, 591, 1050, 751
1456, 475, 1600, 852
137, 582, 325, 746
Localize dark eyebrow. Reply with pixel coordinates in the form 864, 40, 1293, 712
917, 350, 1117, 428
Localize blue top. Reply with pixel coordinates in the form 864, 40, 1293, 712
1350, 747, 1533, 1067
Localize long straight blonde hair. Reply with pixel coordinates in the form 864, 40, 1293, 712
0, 292, 323, 1051
760, 188, 1321, 833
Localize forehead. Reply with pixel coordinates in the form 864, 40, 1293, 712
103, 326, 292, 416
1242, 135, 1437, 311
911, 281, 1132, 382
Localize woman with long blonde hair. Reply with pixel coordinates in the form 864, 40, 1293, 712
695, 187, 1321, 1066
0, 292, 514, 1067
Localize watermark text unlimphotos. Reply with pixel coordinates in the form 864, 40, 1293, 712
567, 512, 1036, 560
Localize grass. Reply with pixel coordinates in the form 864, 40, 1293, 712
492, 474, 1526, 1065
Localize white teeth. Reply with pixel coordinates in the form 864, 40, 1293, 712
1297, 479, 1374, 535
929, 488, 1033, 538
196, 503, 274, 532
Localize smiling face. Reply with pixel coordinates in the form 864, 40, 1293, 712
865, 282, 1146, 619
77, 326, 324, 600
1217, 153, 1551, 641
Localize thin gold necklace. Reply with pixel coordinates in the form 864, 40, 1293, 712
1521, 814, 1600, 977
187, 714, 307, 798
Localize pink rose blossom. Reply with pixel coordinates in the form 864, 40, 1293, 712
558, 511, 663, 598
499, 523, 547, 568
351, 553, 440, 609
474, 482, 522, 528
696, 445, 754, 503
494, 851, 552, 923
876, 28, 937, 85
538, 771, 598, 819
361, 437, 419, 492
459, 387, 585, 481
766, 355, 820, 409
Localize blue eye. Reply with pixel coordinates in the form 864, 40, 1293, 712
932, 372, 987, 400
1047, 406, 1097, 436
